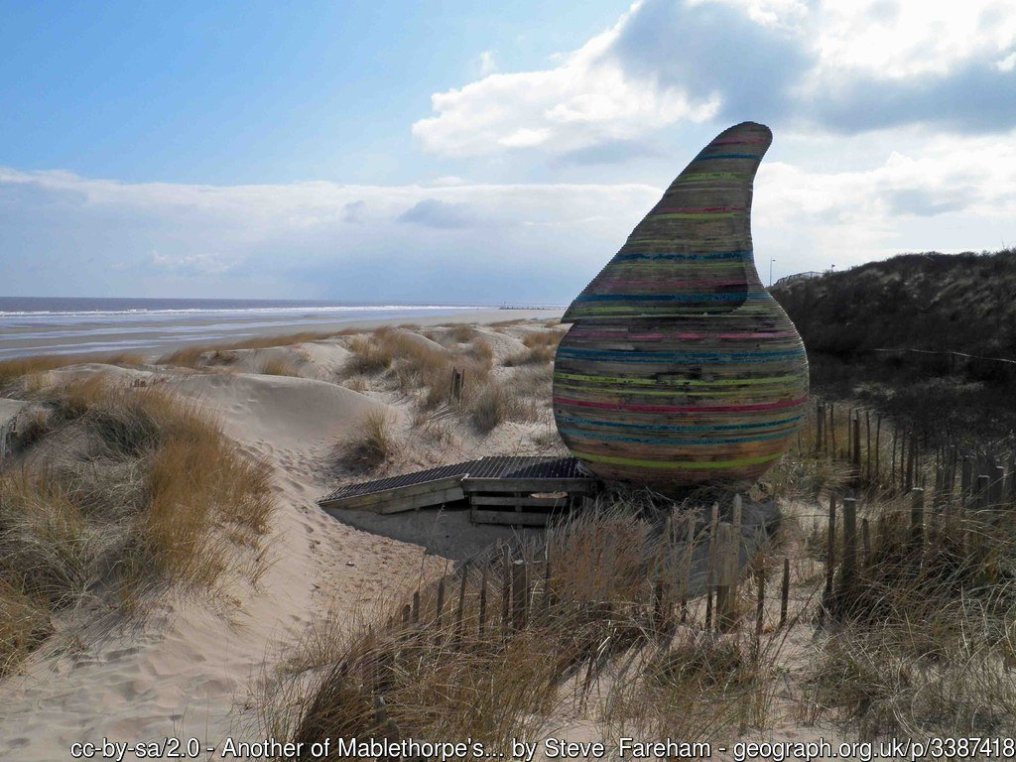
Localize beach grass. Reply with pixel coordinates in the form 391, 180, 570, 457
259, 501, 790, 754
0, 378, 275, 678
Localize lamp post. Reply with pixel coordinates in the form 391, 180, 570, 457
769, 258, 775, 287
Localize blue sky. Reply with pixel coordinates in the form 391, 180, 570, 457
2, 0, 1016, 302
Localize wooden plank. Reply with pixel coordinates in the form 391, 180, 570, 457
468, 495, 568, 508
319, 475, 466, 510
461, 477, 597, 494
320, 479, 465, 513
715, 522, 737, 632
375, 486, 466, 515
470, 508, 554, 527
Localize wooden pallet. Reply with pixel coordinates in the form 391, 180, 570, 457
464, 478, 597, 527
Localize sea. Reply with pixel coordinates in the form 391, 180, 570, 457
0, 296, 515, 360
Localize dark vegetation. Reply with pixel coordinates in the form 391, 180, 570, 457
772, 249, 1016, 448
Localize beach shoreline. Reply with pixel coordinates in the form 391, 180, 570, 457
0, 306, 562, 362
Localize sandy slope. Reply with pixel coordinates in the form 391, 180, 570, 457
0, 323, 531, 760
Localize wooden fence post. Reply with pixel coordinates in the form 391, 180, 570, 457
681, 513, 695, 623
455, 562, 469, 642
435, 578, 446, 628
824, 494, 837, 609
891, 431, 898, 492
450, 368, 465, 401
478, 567, 488, 637
812, 402, 820, 457
411, 590, 420, 624
852, 414, 862, 487
715, 522, 738, 632
755, 562, 766, 637
961, 456, 973, 506
705, 502, 719, 630
991, 465, 1006, 511
910, 487, 925, 560
830, 404, 837, 460
501, 554, 512, 633
779, 557, 790, 629
874, 415, 882, 487
865, 411, 872, 485
732, 494, 742, 604
840, 497, 858, 599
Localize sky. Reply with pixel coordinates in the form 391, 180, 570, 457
2, 0, 1015, 304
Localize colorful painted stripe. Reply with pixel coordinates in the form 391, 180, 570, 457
556, 348, 806, 363
555, 414, 804, 434
570, 450, 783, 470
554, 395, 808, 415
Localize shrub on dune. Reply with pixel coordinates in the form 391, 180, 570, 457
340, 409, 401, 473
467, 380, 536, 433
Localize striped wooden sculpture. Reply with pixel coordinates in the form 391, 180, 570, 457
553, 121, 808, 491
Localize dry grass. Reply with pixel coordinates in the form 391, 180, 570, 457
157, 332, 340, 368
344, 336, 393, 375
157, 345, 208, 368
447, 324, 477, 343
467, 380, 537, 433
342, 376, 369, 393
259, 358, 300, 377
344, 328, 493, 412
603, 625, 787, 743
808, 581, 1016, 739
779, 399, 1016, 741
504, 329, 562, 367
0, 580, 50, 679
466, 337, 494, 366
0, 354, 140, 391
223, 332, 333, 350
0, 379, 274, 678
258, 502, 789, 756
339, 409, 401, 473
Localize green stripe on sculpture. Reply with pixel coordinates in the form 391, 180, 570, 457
553, 121, 809, 492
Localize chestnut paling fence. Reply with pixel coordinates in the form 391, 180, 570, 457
296, 399, 1016, 754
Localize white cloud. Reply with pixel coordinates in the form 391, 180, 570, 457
753, 131, 1016, 275
412, 0, 1016, 159
412, 3, 719, 157
809, 0, 1016, 79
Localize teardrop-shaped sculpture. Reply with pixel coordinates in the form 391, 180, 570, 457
553, 122, 808, 491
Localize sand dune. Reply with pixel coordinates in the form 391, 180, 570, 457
0, 317, 562, 760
